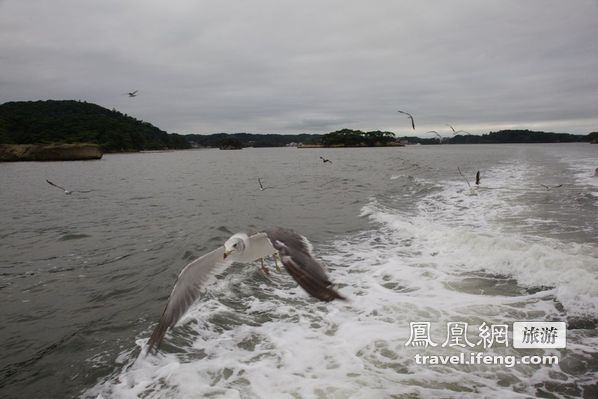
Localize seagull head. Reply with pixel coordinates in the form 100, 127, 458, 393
223, 233, 249, 259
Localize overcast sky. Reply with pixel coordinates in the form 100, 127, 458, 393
1, 0, 597, 136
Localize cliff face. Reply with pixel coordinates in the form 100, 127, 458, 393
0, 143, 103, 162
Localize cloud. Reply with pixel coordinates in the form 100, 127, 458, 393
1, 0, 597, 135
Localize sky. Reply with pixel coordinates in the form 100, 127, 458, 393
1, 0, 597, 136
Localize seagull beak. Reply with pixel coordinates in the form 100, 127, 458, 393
223, 250, 232, 259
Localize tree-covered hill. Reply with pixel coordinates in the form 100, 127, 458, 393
321, 129, 396, 146
449, 129, 590, 144
185, 132, 321, 147
0, 100, 190, 152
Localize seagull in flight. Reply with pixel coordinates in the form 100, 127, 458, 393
127, 90, 139, 97
46, 179, 72, 195
257, 177, 273, 191
46, 179, 91, 195
540, 184, 563, 191
446, 124, 470, 135
457, 166, 479, 195
426, 130, 443, 140
397, 110, 415, 130
147, 227, 345, 351
320, 156, 332, 164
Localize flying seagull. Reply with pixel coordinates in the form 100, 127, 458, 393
320, 156, 332, 164
426, 130, 443, 140
257, 177, 273, 191
147, 227, 345, 351
475, 171, 481, 185
457, 167, 473, 189
397, 110, 415, 130
446, 124, 470, 135
127, 90, 139, 97
45, 180, 92, 194
540, 184, 563, 191
46, 179, 72, 195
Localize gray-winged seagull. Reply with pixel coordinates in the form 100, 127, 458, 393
147, 227, 345, 351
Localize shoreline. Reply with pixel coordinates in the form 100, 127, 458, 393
0, 143, 103, 162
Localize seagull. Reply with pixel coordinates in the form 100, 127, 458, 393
257, 177, 273, 191
475, 171, 481, 185
147, 227, 345, 351
457, 167, 473, 190
45, 179, 92, 194
446, 124, 470, 135
46, 179, 72, 195
397, 110, 415, 130
320, 156, 332, 164
540, 184, 563, 191
426, 130, 443, 140
127, 90, 139, 97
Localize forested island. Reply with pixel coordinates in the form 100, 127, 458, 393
1, 100, 596, 161
0, 100, 190, 153
189, 129, 597, 147
186, 132, 322, 147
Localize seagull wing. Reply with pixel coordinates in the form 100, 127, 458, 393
265, 227, 345, 302
148, 246, 231, 351
46, 179, 67, 191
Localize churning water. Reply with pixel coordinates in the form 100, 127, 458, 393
1, 144, 596, 398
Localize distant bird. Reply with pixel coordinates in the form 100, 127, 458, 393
397, 110, 415, 130
46, 179, 91, 195
457, 167, 473, 189
540, 184, 563, 191
257, 177, 273, 191
446, 124, 470, 135
46, 179, 72, 195
426, 130, 443, 140
127, 90, 139, 97
475, 171, 481, 185
320, 156, 332, 164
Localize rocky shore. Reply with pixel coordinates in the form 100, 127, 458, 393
0, 143, 103, 162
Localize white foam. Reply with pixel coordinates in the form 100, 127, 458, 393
87, 160, 597, 398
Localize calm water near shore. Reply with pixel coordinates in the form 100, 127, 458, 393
1, 144, 597, 398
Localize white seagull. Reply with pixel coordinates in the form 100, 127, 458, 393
540, 184, 563, 191
147, 227, 345, 351
46, 179, 91, 194
397, 110, 415, 130
46, 179, 72, 195
426, 130, 443, 140
257, 177, 273, 191
446, 124, 471, 135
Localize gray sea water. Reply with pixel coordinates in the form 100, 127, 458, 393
0, 144, 597, 398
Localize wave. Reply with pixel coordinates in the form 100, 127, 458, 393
86, 159, 597, 398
